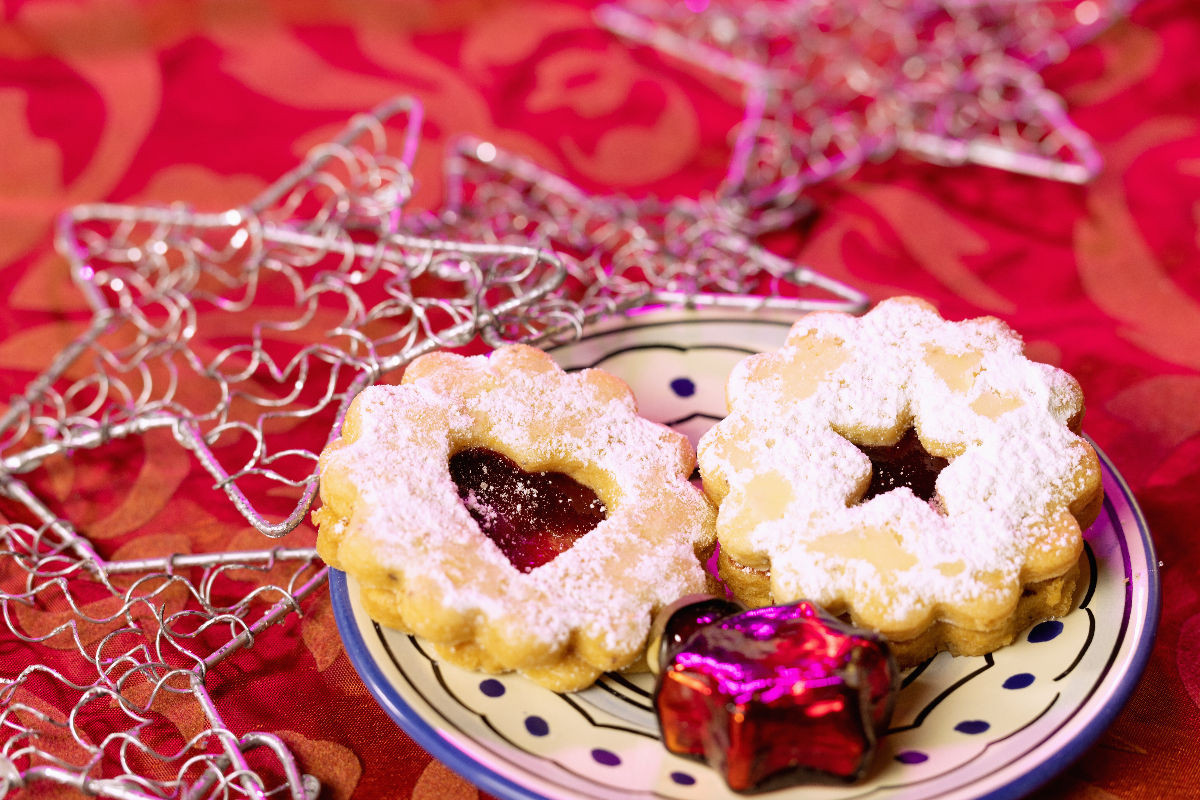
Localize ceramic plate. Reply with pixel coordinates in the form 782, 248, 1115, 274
329, 308, 1161, 800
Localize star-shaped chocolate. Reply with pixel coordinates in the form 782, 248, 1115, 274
650, 596, 898, 793
599, 0, 1134, 208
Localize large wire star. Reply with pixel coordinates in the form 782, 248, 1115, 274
0, 97, 566, 799
599, 0, 1137, 211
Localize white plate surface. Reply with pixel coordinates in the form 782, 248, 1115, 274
330, 309, 1160, 800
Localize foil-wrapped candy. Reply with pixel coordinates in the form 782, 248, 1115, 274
648, 596, 898, 793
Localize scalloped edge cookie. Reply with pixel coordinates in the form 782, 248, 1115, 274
314, 344, 717, 690
697, 297, 1103, 666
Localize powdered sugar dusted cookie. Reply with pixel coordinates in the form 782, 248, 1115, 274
314, 344, 717, 691
697, 297, 1102, 666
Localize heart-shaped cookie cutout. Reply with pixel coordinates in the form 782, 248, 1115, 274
449, 447, 606, 572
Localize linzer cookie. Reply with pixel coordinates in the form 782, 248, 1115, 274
697, 297, 1103, 666
314, 344, 717, 691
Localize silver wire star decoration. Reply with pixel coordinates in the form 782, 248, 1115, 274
598, 0, 1138, 210
0, 97, 570, 800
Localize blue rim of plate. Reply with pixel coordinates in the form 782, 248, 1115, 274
328, 311, 1161, 800
330, 575, 551, 800
975, 441, 1159, 800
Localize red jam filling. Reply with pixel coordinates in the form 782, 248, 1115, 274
857, 428, 948, 503
654, 600, 898, 792
448, 447, 606, 573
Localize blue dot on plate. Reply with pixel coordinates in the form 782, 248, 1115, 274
896, 750, 928, 764
524, 716, 549, 736
478, 679, 505, 697
955, 720, 990, 735
1027, 620, 1064, 643
669, 377, 696, 397
670, 771, 696, 786
1004, 672, 1036, 690
591, 748, 621, 766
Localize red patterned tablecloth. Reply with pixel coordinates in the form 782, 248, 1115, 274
1, 1, 1197, 798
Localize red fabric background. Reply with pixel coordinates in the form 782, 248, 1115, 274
1, 0, 1198, 798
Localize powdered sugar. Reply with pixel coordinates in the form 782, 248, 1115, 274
699, 297, 1100, 635
319, 345, 716, 667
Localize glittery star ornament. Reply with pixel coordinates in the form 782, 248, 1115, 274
648, 596, 899, 793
